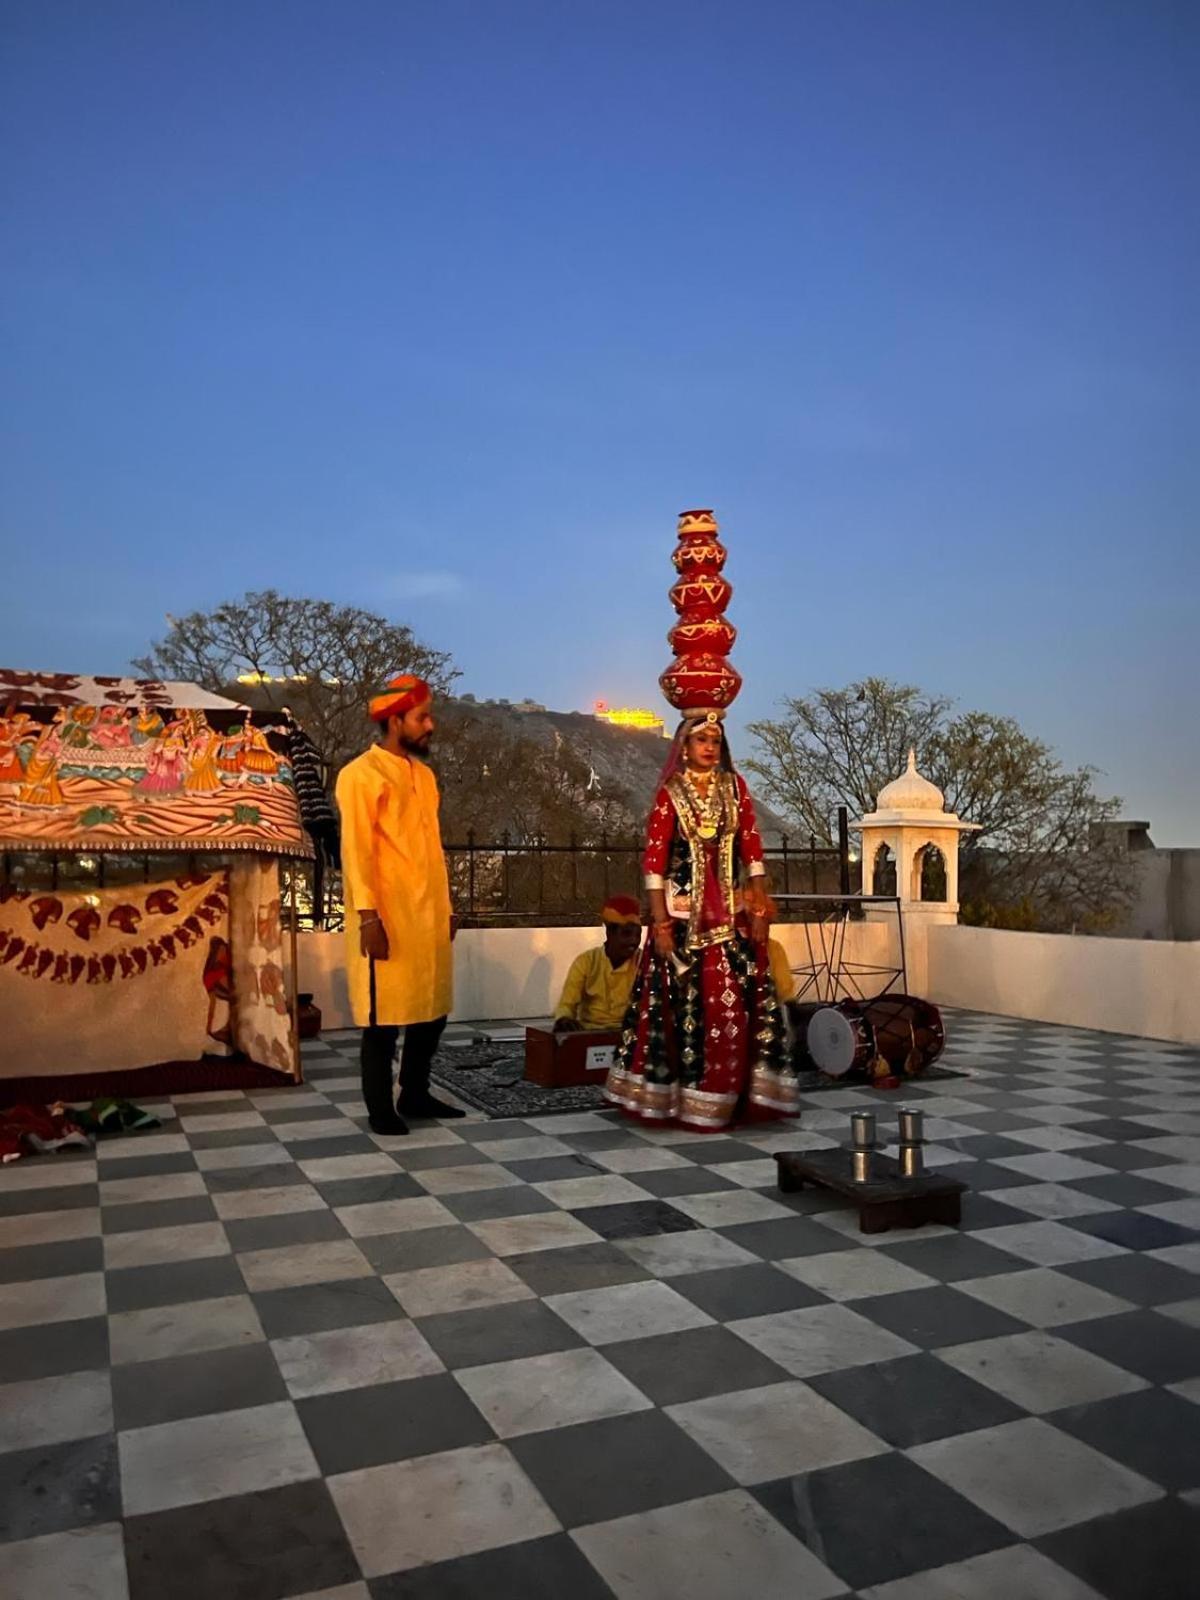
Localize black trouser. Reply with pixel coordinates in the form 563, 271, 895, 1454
359, 1016, 447, 1121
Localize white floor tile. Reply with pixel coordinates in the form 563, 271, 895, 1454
0, 1369, 113, 1453
455, 1347, 653, 1437
272, 1319, 444, 1398
938, 1329, 1148, 1411
574, 1489, 844, 1600
328, 1442, 559, 1576
910, 1416, 1161, 1537
667, 1379, 888, 1482
119, 1400, 319, 1515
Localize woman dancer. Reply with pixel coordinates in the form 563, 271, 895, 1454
605, 712, 798, 1132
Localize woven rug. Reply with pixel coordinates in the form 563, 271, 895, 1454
429, 1044, 966, 1119
430, 1045, 608, 1118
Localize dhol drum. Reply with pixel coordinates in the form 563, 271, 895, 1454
862, 994, 945, 1077
806, 1002, 876, 1080
787, 1000, 832, 1072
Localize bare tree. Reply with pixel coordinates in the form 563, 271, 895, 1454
746, 679, 1133, 933
135, 591, 457, 776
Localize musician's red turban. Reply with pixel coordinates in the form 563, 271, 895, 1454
600, 895, 642, 926
368, 675, 432, 723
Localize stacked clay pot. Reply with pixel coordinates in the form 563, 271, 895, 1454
658, 508, 742, 717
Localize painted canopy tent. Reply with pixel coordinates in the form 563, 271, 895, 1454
0, 671, 312, 1094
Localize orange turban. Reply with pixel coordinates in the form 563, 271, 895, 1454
601, 894, 642, 926
368, 675, 432, 723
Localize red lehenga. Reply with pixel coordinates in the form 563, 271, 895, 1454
604, 756, 799, 1132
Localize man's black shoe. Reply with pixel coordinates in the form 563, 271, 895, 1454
397, 1094, 467, 1120
369, 1112, 410, 1136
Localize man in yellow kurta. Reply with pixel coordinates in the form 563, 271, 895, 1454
553, 895, 643, 1033
336, 675, 461, 1135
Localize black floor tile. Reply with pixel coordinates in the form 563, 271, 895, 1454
253, 1275, 406, 1338
1050, 1388, 1200, 1491
124, 1479, 361, 1600
950, 1134, 1043, 1160
101, 1196, 219, 1234
0, 1235, 103, 1283
1056, 1310, 1200, 1384
1037, 1498, 1200, 1600
1070, 1118, 1174, 1144
507, 1241, 652, 1296
186, 1126, 279, 1150
98, 1151, 199, 1180
569, 1200, 701, 1239
314, 1172, 425, 1207
297, 1373, 493, 1472
112, 1341, 288, 1429
256, 1105, 346, 1125
855, 1285, 1027, 1348
441, 1185, 559, 1222
0, 1434, 120, 1542
558, 1130, 652, 1154
965, 1159, 1051, 1190
510, 1408, 732, 1527
1076, 1142, 1177, 1172
755, 1452, 1010, 1590
1058, 1252, 1200, 1306
202, 1163, 311, 1194
0, 1181, 99, 1217
456, 1119, 539, 1143
105, 1254, 246, 1313
358, 1224, 493, 1274
416, 1299, 585, 1369
956, 1193, 1034, 1231
628, 1165, 741, 1198
0, 1315, 110, 1383
1070, 1173, 1191, 1209
716, 1217, 848, 1261
392, 1144, 493, 1172
807, 1353, 1023, 1447
669, 1263, 827, 1320
1063, 1211, 1197, 1252
603, 1324, 792, 1406
670, 1139, 766, 1166
223, 1208, 348, 1253
283, 1134, 380, 1160
369, 1532, 617, 1600
502, 1155, 604, 1183
876, 1234, 1028, 1282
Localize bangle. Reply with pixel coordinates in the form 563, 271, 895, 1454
359, 912, 381, 924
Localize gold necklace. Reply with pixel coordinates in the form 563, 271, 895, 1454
683, 770, 721, 840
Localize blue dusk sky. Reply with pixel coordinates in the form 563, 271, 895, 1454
3, 1, 1196, 841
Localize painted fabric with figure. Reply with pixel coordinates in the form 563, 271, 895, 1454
229, 858, 297, 1077
0, 873, 239, 1075
0, 703, 309, 856
335, 744, 453, 1027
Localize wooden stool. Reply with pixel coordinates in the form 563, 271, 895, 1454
775, 1147, 967, 1234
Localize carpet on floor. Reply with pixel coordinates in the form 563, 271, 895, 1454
429, 1043, 965, 1119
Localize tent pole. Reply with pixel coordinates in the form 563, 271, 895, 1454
288, 863, 303, 1083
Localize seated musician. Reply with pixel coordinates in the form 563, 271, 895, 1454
553, 895, 643, 1033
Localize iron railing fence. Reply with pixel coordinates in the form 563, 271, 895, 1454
286, 829, 859, 931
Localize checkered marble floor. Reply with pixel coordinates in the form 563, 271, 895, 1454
2, 1010, 1198, 1600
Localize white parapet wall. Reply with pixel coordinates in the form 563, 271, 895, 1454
298, 918, 905, 1031
299, 919, 1199, 1044
297, 925, 606, 1030
926, 923, 1200, 1045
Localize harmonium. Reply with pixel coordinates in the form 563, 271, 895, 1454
524, 1027, 621, 1088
